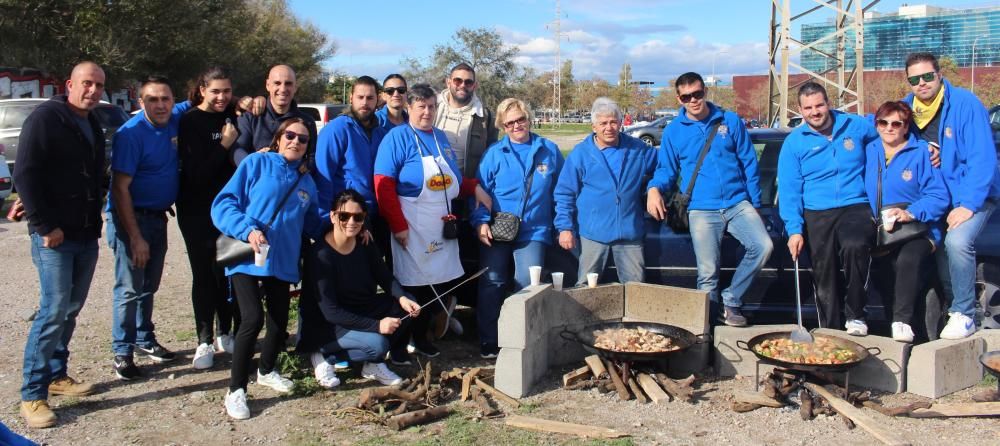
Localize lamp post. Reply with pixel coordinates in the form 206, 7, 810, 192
711, 50, 729, 100
971, 35, 987, 95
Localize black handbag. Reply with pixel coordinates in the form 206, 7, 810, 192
872, 157, 929, 256
667, 122, 721, 233
490, 154, 536, 242
215, 170, 306, 267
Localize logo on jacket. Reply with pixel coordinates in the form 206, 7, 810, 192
717, 124, 728, 137
171, 136, 179, 150
944, 127, 953, 139
536, 163, 549, 176
297, 190, 310, 207
843, 137, 855, 151
427, 174, 454, 191
901, 169, 913, 182
425, 240, 444, 254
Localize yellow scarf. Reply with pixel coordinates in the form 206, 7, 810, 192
913, 85, 944, 129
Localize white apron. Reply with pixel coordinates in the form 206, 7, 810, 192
390, 128, 464, 286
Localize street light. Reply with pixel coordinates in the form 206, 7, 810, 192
972, 34, 988, 94
341, 75, 354, 104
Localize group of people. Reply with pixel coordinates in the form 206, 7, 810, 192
12, 51, 997, 427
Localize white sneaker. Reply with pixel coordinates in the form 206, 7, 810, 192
256, 370, 293, 393
215, 334, 235, 354
225, 388, 250, 420
192, 343, 215, 369
311, 353, 341, 389
845, 319, 868, 336
940, 312, 976, 339
891, 322, 914, 343
362, 362, 403, 386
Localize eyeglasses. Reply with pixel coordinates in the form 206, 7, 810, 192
451, 77, 475, 87
283, 130, 309, 144
503, 116, 528, 129
907, 72, 936, 86
678, 90, 706, 103
335, 211, 366, 223
384, 87, 407, 96
876, 119, 906, 129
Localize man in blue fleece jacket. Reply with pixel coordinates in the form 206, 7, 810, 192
555, 97, 657, 285
778, 82, 879, 334
648, 72, 773, 327
901, 52, 1000, 339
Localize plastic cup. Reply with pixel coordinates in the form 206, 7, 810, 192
880, 209, 897, 232
551, 272, 564, 291
587, 272, 599, 288
255, 243, 270, 267
529, 266, 542, 286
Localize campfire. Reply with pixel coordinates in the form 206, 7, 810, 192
562, 354, 696, 403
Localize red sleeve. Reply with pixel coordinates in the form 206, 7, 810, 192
458, 178, 480, 198
374, 174, 408, 233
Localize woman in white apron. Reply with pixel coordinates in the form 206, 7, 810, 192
373, 84, 491, 364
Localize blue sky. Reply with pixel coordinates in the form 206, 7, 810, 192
290, 0, 994, 84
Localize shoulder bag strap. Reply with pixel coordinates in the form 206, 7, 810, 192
682, 121, 722, 196
518, 149, 537, 219
263, 170, 306, 230
411, 126, 454, 216
876, 152, 883, 217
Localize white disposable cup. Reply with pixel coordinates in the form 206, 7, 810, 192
551, 272, 564, 291
587, 272, 599, 288
255, 243, 270, 267
880, 209, 897, 232
529, 266, 542, 286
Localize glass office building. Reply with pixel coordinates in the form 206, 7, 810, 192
802, 4, 999, 72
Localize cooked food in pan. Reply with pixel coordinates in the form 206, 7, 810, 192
593, 327, 680, 353
753, 337, 859, 365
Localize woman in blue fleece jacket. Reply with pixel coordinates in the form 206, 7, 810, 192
211, 117, 322, 420
471, 98, 564, 358
864, 101, 949, 343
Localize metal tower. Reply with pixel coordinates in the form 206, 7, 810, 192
552, 0, 562, 127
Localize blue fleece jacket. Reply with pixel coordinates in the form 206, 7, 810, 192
650, 103, 761, 209
313, 114, 388, 216
471, 133, 564, 245
211, 152, 322, 283
903, 79, 1000, 211
554, 133, 657, 244
863, 134, 949, 244
233, 100, 317, 166
375, 106, 408, 132
778, 110, 879, 235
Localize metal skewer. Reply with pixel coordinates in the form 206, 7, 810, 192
399, 267, 488, 321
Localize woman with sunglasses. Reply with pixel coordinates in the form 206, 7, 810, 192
298, 189, 421, 388
373, 84, 492, 364
471, 98, 563, 358
212, 117, 323, 419
864, 101, 949, 343
375, 74, 408, 131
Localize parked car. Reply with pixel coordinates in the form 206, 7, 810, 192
0, 150, 12, 201
0, 98, 129, 187
625, 116, 674, 146
299, 103, 348, 132
989, 104, 1000, 154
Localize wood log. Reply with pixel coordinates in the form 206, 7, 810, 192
862, 401, 932, 417
762, 378, 781, 400
390, 401, 411, 416
358, 387, 426, 410
804, 383, 911, 446
799, 389, 815, 420
386, 406, 452, 431
470, 387, 500, 417
636, 373, 670, 404
971, 390, 1000, 403
474, 378, 521, 409
598, 381, 615, 393
562, 365, 592, 387
732, 390, 784, 408
460, 367, 482, 401
655, 373, 695, 402
566, 379, 601, 391
908, 402, 1000, 418
422, 362, 433, 394
841, 414, 856, 429
585, 355, 609, 379
627, 377, 648, 403
505, 415, 629, 439
603, 360, 632, 401
732, 402, 763, 413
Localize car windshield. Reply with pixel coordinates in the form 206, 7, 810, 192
92, 105, 129, 129
1, 104, 39, 130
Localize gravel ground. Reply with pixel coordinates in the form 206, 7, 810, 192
0, 198, 998, 445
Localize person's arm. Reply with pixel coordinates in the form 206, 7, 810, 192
12, 109, 60, 243
953, 102, 997, 213
907, 154, 950, 223
313, 124, 346, 219
471, 147, 498, 227
733, 116, 763, 208
211, 157, 260, 241
646, 130, 680, 220
303, 180, 325, 241
553, 152, 582, 249
231, 113, 255, 166
311, 250, 380, 332
110, 172, 149, 268
777, 138, 805, 235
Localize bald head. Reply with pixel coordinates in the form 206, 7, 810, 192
266, 65, 298, 113
65, 61, 106, 116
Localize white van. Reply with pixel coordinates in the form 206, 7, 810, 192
299, 103, 348, 132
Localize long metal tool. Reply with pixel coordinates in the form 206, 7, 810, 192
791, 258, 814, 343
399, 267, 489, 321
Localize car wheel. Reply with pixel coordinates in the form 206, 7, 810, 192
640, 135, 655, 146
978, 260, 1000, 329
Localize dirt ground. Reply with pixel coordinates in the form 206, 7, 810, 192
1, 200, 998, 446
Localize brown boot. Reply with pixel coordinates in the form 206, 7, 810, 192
49, 376, 95, 396
21, 400, 57, 428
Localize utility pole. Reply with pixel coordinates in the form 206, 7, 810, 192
554, 0, 561, 127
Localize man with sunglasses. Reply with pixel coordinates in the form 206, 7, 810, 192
778, 81, 879, 334
375, 74, 409, 131
647, 72, 772, 327
435, 63, 498, 178
901, 52, 999, 339
233, 65, 317, 166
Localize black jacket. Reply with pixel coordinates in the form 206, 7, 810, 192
13, 96, 105, 241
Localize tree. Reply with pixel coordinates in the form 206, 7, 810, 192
711, 86, 737, 111
614, 63, 633, 112
741, 83, 770, 121
863, 74, 910, 114
559, 60, 575, 114
574, 77, 612, 111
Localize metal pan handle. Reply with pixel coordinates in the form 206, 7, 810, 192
736, 340, 751, 351
866, 346, 882, 356
694, 333, 712, 345
559, 329, 584, 345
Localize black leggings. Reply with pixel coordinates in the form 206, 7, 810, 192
177, 212, 237, 345
229, 274, 290, 392
873, 237, 934, 324
803, 204, 875, 328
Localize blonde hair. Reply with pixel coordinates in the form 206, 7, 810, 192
495, 98, 534, 131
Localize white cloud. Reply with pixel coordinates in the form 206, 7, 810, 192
335, 38, 412, 57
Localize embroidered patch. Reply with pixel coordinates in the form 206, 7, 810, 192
901, 169, 913, 182
944, 126, 953, 139
297, 190, 310, 207
427, 174, 454, 191
843, 137, 855, 151
536, 163, 549, 176
717, 124, 728, 136
425, 240, 444, 254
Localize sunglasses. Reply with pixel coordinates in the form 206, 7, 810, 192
876, 119, 906, 129
503, 116, 527, 129
678, 90, 706, 103
907, 72, 936, 86
283, 130, 309, 144
451, 77, 475, 87
335, 211, 366, 223
384, 87, 407, 96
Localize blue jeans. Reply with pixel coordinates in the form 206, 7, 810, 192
936, 200, 996, 318
106, 211, 168, 356
576, 237, 644, 286
477, 240, 546, 348
21, 234, 98, 401
688, 200, 774, 308
320, 326, 390, 363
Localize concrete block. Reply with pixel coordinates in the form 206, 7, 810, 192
668, 342, 712, 377
562, 284, 625, 321
814, 328, 911, 393
907, 337, 985, 398
497, 285, 550, 349
494, 345, 549, 398
713, 324, 800, 377
971, 329, 1000, 353
623, 282, 709, 337
545, 322, 591, 368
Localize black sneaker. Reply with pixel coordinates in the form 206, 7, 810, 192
389, 350, 412, 366
135, 342, 176, 362
723, 306, 748, 327
113, 355, 142, 380
412, 340, 440, 358
480, 345, 499, 359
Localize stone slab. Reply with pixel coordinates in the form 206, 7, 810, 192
562, 284, 625, 321
497, 285, 551, 350
494, 345, 549, 399
907, 337, 986, 399
814, 328, 911, 393
622, 282, 709, 337
971, 329, 1000, 353
714, 324, 801, 377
